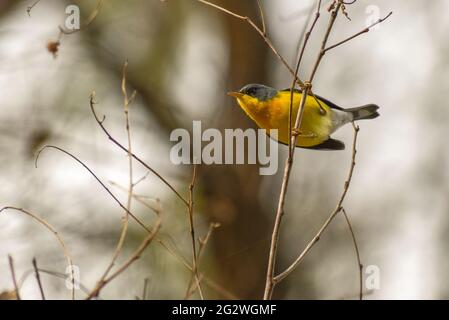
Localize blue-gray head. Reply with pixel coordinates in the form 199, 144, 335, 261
228, 84, 278, 101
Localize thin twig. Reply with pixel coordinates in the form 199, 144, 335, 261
89, 93, 189, 207
274, 123, 359, 284
90, 61, 138, 298
288, 0, 322, 156
1, 207, 75, 299
196, 0, 304, 87
342, 208, 363, 300
324, 11, 393, 52
264, 0, 391, 299
185, 164, 204, 299
109, 181, 161, 216
186, 222, 220, 299
8, 255, 21, 300
86, 216, 162, 299
264, 0, 336, 300
26, 0, 42, 16
32, 258, 46, 300
21, 268, 92, 297
158, 238, 237, 300
256, 0, 266, 36
110, 181, 222, 298
35, 145, 152, 233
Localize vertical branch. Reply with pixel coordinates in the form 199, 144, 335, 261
95, 61, 137, 287
8, 255, 21, 300
32, 258, 46, 300
142, 278, 150, 300
342, 208, 363, 300
185, 164, 204, 299
288, 0, 322, 156
264, 0, 341, 300
186, 222, 220, 299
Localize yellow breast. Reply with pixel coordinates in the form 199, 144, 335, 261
236, 91, 334, 147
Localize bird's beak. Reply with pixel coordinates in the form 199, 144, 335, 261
227, 91, 244, 98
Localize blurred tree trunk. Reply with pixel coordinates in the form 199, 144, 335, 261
199, 0, 274, 299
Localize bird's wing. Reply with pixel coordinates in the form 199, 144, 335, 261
280, 88, 345, 111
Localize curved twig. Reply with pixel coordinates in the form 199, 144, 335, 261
35, 145, 152, 233
89, 93, 189, 207
1, 207, 75, 299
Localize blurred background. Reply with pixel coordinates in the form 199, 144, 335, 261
0, 0, 448, 299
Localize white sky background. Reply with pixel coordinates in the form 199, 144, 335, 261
1, 0, 449, 299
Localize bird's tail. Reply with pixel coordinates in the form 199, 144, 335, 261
346, 104, 380, 121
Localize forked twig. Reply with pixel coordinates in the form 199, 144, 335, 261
86, 216, 161, 299
274, 123, 359, 284
324, 11, 393, 52
89, 61, 139, 298
264, 0, 391, 299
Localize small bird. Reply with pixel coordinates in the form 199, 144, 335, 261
228, 84, 379, 150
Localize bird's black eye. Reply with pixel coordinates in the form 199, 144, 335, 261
246, 87, 257, 96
